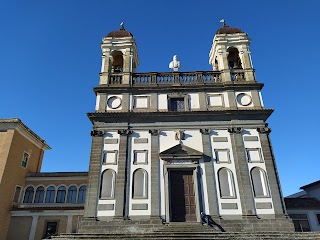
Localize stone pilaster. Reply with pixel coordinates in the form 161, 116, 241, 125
149, 129, 161, 219
198, 92, 207, 111
98, 94, 107, 112
84, 130, 105, 218
228, 127, 256, 217
226, 90, 237, 109
257, 127, 287, 217
150, 93, 158, 111
200, 129, 219, 217
114, 129, 132, 219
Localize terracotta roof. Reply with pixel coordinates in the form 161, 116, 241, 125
27, 172, 88, 178
12, 206, 84, 211
285, 197, 320, 209
216, 24, 244, 34
106, 28, 133, 38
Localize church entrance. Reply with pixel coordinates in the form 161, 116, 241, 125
169, 170, 197, 222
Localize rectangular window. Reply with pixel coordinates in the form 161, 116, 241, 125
214, 149, 231, 163
133, 150, 148, 165
169, 98, 185, 112
13, 186, 22, 203
246, 148, 263, 162
317, 214, 320, 225
43, 221, 58, 238
21, 152, 29, 168
289, 214, 311, 232
102, 151, 118, 165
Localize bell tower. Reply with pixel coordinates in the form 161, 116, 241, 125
209, 20, 255, 82
99, 23, 139, 85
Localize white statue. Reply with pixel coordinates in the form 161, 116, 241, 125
169, 55, 181, 72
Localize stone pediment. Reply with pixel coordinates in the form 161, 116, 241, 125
159, 144, 204, 160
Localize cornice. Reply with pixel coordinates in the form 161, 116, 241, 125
87, 109, 273, 124
93, 82, 264, 94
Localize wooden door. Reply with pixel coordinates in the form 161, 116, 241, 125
170, 170, 196, 222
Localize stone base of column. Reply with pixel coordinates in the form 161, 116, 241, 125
149, 215, 163, 224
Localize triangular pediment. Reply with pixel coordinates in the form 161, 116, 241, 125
159, 144, 204, 160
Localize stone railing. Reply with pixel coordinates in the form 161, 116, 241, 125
132, 71, 221, 85
107, 71, 221, 85
230, 69, 246, 82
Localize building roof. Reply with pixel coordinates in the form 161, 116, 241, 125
300, 180, 320, 190
27, 172, 88, 178
216, 23, 244, 35
106, 27, 133, 38
285, 197, 320, 209
0, 118, 50, 150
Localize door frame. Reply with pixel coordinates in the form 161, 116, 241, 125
164, 164, 201, 223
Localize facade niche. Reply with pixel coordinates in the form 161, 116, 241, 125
218, 168, 236, 198
227, 47, 242, 69
132, 169, 148, 198
111, 51, 123, 73
100, 169, 116, 199
251, 167, 269, 197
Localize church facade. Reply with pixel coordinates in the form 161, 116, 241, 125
80, 22, 294, 232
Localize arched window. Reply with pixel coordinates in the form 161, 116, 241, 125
34, 186, 45, 203
66, 186, 77, 203
227, 47, 242, 69
132, 169, 148, 198
251, 167, 269, 197
77, 185, 86, 203
218, 168, 235, 198
56, 186, 66, 203
45, 186, 56, 203
23, 186, 34, 203
100, 169, 116, 199
111, 51, 123, 73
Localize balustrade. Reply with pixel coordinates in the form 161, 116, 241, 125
231, 69, 245, 82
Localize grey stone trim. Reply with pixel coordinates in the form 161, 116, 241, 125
104, 139, 118, 144
221, 203, 238, 209
201, 131, 219, 216
251, 90, 261, 108
230, 131, 256, 216
121, 93, 129, 111
134, 138, 148, 144
98, 204, 114, 210
227, 90, 237, 109
150, 132, 160, 217
83, 136, 104, 218
243, 136, 258, 141
98, 94, 107, 112
212, 137, 228, 142
150, 93, 158, 111
114, 133, 130, 218
198, 92, 207, 111
255, 202, 272, 209
132, 203, 148, 210
258, 131, 286, 216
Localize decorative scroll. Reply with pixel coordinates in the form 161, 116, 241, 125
149, 129, 159, 136
91, 130, 105, 137
228, 127, 244, 134
257, 127, 272, 134
200, 129, 210, 135
117, 129, 133, 136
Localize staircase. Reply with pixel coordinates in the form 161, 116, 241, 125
52, 223, 320, 239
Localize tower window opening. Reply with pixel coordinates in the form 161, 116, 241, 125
227, 47, 242, 69
111, 51, 123, 73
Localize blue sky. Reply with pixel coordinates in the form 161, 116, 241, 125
1, 1, 319, 196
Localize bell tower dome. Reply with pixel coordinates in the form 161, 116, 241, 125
209, 20, 255, 82
100, 23, 139, 85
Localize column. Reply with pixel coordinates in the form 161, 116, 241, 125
84, 131, 104, 218
66, 215, 73, 233
257, 127, 287, 216
28, 215, 39, 240
149, 129, 160, 219
200, 129, 219, 217
229, 127, 256, 217
114, 129, 132, 219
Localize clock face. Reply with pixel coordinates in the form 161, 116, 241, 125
107, 96, 122, 109
236, 93, 252, 106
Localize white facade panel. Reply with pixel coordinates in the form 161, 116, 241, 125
189, 93, 200, 110
158, 94, 168, 110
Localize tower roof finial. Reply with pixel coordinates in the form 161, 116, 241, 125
120, 22, 125, 30
220, 18, 227, 27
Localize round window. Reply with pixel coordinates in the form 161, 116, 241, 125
236, 93, 252, 106
107, 96, 122, 109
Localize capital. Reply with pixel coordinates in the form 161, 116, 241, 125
149, 129, 159, 136
90, 130, 105, 137
118, 129, 133, 136
200, 129, 210, 135
228, 127, 244, 134
257, 127, 271, 134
